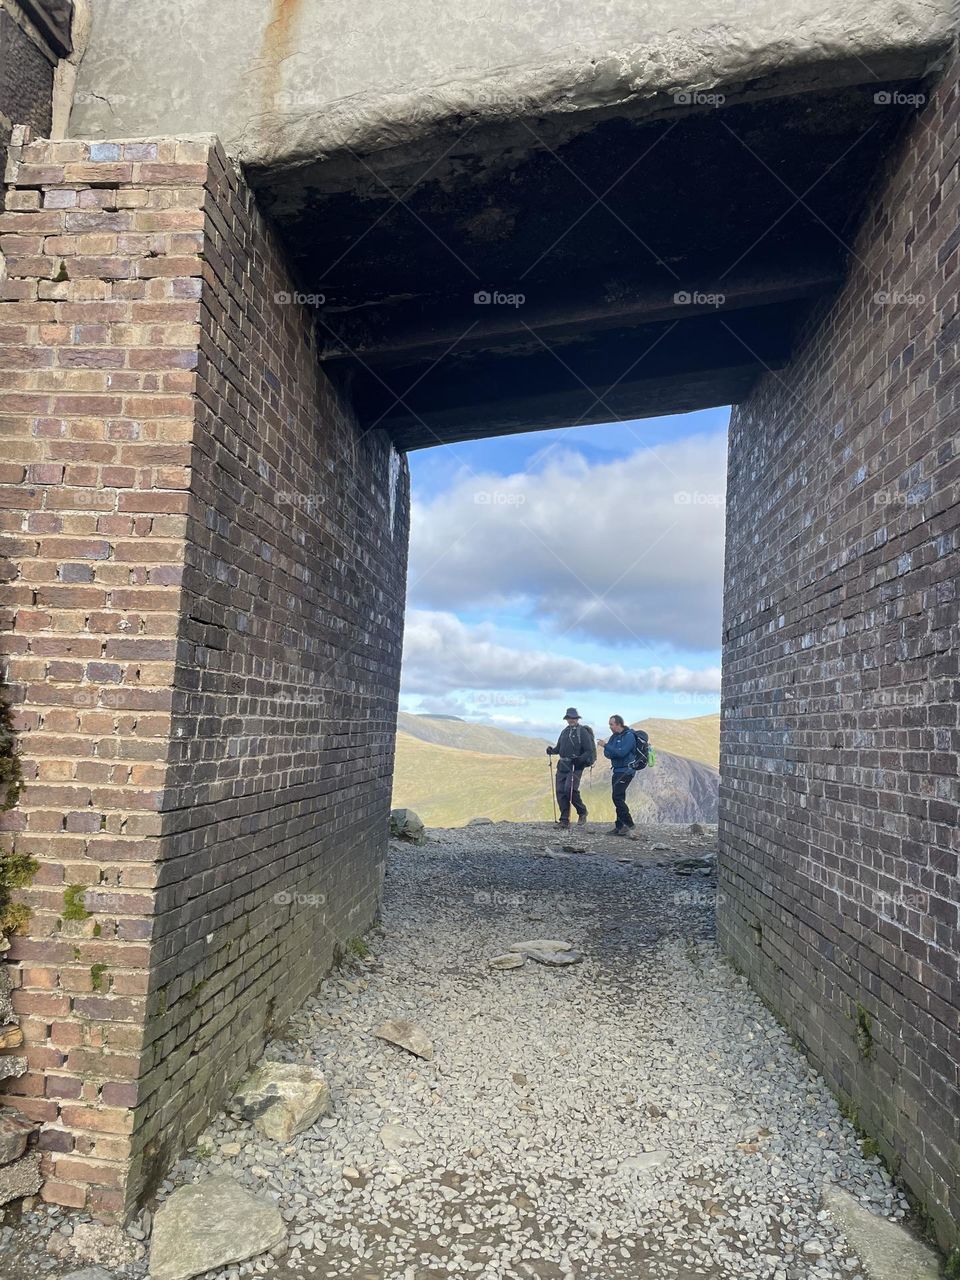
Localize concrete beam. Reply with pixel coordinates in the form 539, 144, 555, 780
69, 0, 954, 171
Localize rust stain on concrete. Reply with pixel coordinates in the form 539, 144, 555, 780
260, 0, 303, 113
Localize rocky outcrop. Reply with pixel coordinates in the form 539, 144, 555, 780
580, 749, 719, 824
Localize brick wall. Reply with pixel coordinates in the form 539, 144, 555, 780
0, 133, 408, 1214
718, 57, 960, 1253
132, 144, 408, 1203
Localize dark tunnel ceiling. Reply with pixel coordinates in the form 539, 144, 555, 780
250, 81, 925, 448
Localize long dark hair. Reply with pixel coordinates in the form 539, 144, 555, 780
609, 714, 626, 729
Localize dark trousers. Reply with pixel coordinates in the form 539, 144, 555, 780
556, 766, 586, 820
611, 771, 635, 828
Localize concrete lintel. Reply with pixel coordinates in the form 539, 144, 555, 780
69, 0, 955, 173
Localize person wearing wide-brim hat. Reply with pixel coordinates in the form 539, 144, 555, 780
546, 707, 595, 828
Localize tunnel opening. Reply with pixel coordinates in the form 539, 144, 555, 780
0, 9, 956, 1254
390, 409, 727, 832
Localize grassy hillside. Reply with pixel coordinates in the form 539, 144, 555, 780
633, 714, 720, 769
392, 722, 719, 828
391, 731, 549, 826
399, 711, 721, 768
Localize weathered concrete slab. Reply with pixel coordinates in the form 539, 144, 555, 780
70, 0, 952, 168
821, 1185, 941, 1280
65, 4, 956, 446
0, 1152, 41, 1204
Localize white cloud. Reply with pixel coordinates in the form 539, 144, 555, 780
408, 431, 726, 651
401, 609, 721, 700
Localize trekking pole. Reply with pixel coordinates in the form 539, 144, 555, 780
548, 755, 558, 823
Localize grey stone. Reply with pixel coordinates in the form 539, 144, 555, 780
228, 1062, 331, 1141
71, 0, 953, 172
379, 1123, 423, 1154
0, 968, 14, 1026
0, 1056, 27, 1083
674, 856, 716, 872
508, 939, 581, 965
821, 1185, 940, 1280
389, 809, 426, 843
527, 949, 583, 967
508, 940, 574, 955
63, 1270, 117, 1280
373, 1019, 433, 1060
488, 953, 525, 970
0, 1107, 34, 1164
621, 1151, 670, 1173
70, 1222, 144, 1266
149, 1176, 287, 1280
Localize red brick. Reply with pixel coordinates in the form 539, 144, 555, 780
41, 1178, 87, 1208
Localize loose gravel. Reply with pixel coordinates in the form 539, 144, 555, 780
0, 823, 921, 1280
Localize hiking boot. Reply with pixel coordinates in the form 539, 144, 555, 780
556, 818, 570, 829
577, 812, 588, 826
606, 825, 623, 836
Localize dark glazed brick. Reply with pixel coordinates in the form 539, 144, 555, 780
717, 53, 960, 1256
130, 141, 409, 1207
0, 136, 408, 1217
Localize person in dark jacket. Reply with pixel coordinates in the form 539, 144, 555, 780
545, 706, 594, 828
598, 714, 637, 836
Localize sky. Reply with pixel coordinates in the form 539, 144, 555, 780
399, 406, 729, 741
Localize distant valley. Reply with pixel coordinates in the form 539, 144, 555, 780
392, 712, 720, 827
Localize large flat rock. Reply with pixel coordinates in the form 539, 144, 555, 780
374, 1018, 434, 1060
149, 1176, 287, 1280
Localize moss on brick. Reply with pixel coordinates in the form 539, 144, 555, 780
90, 963, 109, 992
0, 851, 38, 937
63, 884, 91, 921
855, 1003, 875, 1061
0, 679, 23, 813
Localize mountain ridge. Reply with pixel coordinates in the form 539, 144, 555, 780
393, 711, 719, 827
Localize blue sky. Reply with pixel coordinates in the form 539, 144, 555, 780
400, 406, 729, 740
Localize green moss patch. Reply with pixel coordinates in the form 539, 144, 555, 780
63, 884, 91, 922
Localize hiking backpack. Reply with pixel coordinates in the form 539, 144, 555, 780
632, 728, 651, 770
581, 725, 598, 767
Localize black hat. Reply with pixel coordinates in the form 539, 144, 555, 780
563, 707, 581, 720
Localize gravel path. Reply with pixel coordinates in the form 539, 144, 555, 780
0, 823, 917, 1280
